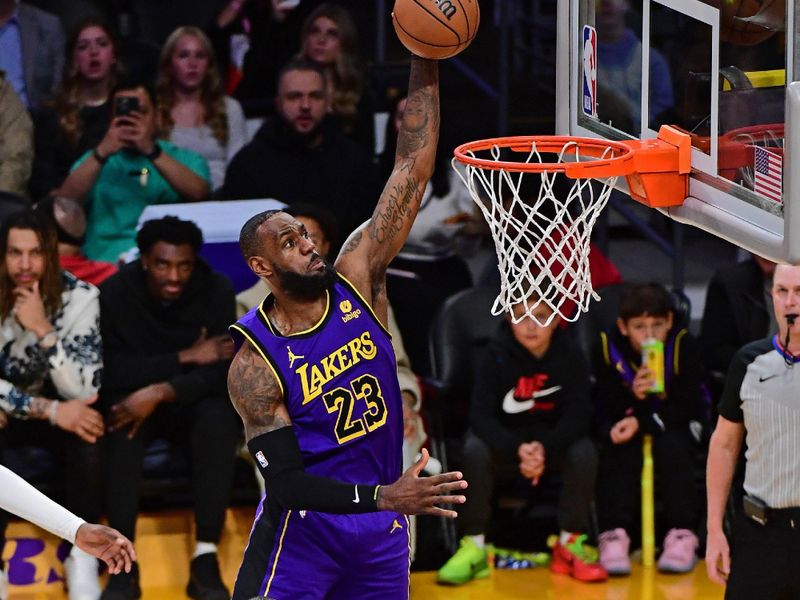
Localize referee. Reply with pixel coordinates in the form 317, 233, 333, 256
706, 263, 800, 599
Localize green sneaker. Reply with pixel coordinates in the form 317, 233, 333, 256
437, 537, 490, 585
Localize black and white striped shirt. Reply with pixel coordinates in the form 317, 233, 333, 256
720, 337, 800, 508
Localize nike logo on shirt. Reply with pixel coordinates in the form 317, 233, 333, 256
759, 374, 779, 382
502, 386, 563, 414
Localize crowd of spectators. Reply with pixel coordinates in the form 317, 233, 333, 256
0, 1, 791, 599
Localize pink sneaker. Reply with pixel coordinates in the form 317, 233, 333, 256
657, 528, 699, 573
598, 528, 631, 576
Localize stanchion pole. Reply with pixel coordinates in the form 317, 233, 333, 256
641, 434, 655, 567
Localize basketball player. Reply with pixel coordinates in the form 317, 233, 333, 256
228, 56, 466, 599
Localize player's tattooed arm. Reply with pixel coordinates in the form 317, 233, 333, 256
335, 57, 439, 308
228, 343, 291, 442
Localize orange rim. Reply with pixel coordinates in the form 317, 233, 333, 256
453, 135, 638, 178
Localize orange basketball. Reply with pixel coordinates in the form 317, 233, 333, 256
392, 0, 480, 60
719, 0, 783, 46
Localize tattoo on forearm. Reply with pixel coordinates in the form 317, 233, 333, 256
368, 176, 420, 244
228, 343, 289, 439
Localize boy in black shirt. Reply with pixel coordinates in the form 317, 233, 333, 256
593, 283, 704, 576
437, 301, 607, 585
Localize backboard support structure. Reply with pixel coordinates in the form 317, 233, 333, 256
557, 0, 800, 264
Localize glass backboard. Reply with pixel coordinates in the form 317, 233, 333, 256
557, 0, 800, 263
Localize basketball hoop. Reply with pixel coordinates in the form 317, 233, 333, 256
453, 125, 691, 326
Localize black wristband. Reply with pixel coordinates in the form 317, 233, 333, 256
93, 148, 108, 165
144, 143, 162, 161
248, 427, 380, 513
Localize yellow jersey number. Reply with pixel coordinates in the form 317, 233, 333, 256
322, 374, 388, 444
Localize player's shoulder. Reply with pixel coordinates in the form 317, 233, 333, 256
229, 341, 283, 399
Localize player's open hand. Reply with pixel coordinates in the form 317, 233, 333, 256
75, 523, 137, 574
377, 448, 467, 518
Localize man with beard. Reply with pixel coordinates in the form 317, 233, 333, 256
99, 216, 241, 600
227, 56, 466, 600
219, 59, 379, 250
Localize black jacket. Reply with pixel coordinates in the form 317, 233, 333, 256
220, 116, 380, 245
99, 258, 235, 406
469, 324, 593, 461
699, 258, 771, 375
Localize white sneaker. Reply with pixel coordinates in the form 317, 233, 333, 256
0, 568, 8, 600
64, 547, 101, 600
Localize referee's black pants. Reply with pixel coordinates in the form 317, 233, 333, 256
104, 394, 242, 543
726, 509, 800, 599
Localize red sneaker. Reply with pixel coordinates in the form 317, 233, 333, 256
550, 534, 608, 582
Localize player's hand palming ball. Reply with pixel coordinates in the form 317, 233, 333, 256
392, 0, 480, 60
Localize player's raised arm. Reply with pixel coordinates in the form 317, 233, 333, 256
335, 56, 439, 302
228, 342, 466, 516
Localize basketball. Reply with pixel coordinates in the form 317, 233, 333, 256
392, 0, 480, 60
719, 0, 783, 46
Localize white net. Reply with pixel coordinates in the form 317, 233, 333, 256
453, 140, 620, 327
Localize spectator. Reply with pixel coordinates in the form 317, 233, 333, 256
0, 0, 65, 111
156, 26, 247, 192
700, 254, 777, 378
0, 71, 33, 198
35, 196, 117, 286
30, 17, 125, 201
220, 59, 378, 247
0, 209, 105, 600
99, 217, 240, 600
56, 80, 210, 263
437, 300, 606, 585
594, 283, 704, 575
297, 3, 375, 150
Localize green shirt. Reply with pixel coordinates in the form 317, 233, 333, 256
74, 142, 210, 262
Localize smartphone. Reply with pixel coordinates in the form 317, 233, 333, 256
115, 95, 140, 117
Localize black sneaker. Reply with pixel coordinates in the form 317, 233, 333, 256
100, 562, 141, 600
186, 553, 229, 600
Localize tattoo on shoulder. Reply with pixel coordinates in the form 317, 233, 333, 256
228, 343, 289, 438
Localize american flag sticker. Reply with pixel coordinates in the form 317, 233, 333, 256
582, 25, 597, 118
753, 145, 783, 203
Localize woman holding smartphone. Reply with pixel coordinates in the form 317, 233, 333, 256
156, 26, 247, 192
31, 18, 125, 200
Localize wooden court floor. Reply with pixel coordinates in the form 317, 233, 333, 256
6, 507, 724, 599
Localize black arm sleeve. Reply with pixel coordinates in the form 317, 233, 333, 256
249, 427, 381, 514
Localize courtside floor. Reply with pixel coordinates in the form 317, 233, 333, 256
5, 507, 724, 599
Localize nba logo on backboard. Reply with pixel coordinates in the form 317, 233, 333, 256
582, 25, 597, 117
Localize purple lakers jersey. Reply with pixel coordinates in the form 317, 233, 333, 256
230, 274, 403, 485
